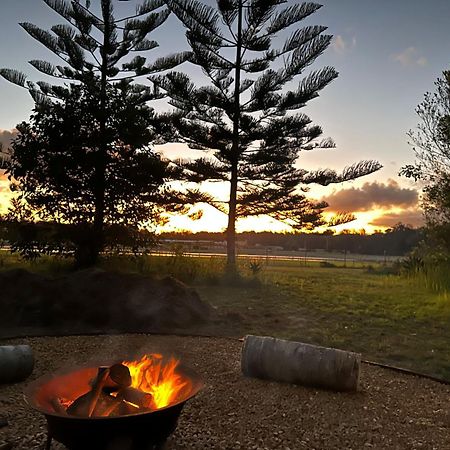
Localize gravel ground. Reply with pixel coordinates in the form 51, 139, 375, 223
1, 334, 450, 450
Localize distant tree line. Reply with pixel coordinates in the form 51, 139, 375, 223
0, 214, 421, 258
160, 224, 423, 256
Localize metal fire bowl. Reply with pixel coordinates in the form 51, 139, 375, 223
24, 360, 204, 450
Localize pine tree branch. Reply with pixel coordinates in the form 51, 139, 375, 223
115, 0, 165, 24
70, 0, 104, 29
266, 2, 322, 35
165, 0, 235, 46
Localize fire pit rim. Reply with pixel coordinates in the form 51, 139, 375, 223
23, 357, 204, 421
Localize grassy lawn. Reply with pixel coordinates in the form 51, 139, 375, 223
195, 259, 450, 380
2, 251, 450, 380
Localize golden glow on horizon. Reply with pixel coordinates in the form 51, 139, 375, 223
0, 161, 419, 234
158, 204, 392, 234
0, 179, 404, 234
0, 177, 12, 214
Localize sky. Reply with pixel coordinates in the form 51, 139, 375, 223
1, 0, 450, 233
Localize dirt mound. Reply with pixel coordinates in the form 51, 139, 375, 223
0, 268, 213, 336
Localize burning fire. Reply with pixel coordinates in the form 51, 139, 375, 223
123, 354, 191, 409
47, 354, 193, 418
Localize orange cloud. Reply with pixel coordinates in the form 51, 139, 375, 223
370, 209, 424, 228
392, 47, 427, 67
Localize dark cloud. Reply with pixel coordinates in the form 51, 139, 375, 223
324, 179, 419, 212
370, 210, 424, 228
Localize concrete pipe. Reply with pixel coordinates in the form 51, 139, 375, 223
241, 335, 360, 392
0, 345, 34, 384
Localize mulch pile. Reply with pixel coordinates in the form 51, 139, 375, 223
0, 269, 212, 337
1, 334, 450, 449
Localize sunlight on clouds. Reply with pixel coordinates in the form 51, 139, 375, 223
156, 145, 421, 234
158, 203, 291, 234
331, 35, 356, 54
392, 47, 427, 67
0, 142, 422, 235
323, 210, 387, 234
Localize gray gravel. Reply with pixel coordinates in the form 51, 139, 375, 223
1, 334, 450, 449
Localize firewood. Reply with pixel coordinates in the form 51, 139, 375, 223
66, 391, 93, 417
109, 364, 131, 387
67, 391, 122, 417
88, 368, 110, 417
91, 364, 131, 391
120, 386, 153, 409
101, 397, 122, 417
119, 400, 141, 416
50, 397, 67, 415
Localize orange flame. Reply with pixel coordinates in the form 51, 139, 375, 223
122, 354, 191, 410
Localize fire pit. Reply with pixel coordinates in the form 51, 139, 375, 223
24, 354, 203, 450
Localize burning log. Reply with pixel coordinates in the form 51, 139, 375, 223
50, 398, 67, 416
66, 387, 151, 417
51, 355, 191, 420
65, 363, 153, 417
109, 363, 132, 387
120, 386, 153, 409
91, 364, 132, 392
241, 335, 361, 392
88, 368, 110, 417
67, 390, 122, 417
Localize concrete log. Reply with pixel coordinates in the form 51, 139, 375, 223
241, 335, 360, 392
0, 345, 34, 384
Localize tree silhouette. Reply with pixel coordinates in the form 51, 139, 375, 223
7, 81, 168, 265
153, 0, 381, 269
401, 71, 450, 181
0, 0, 190, 264
400, 70, 450, 253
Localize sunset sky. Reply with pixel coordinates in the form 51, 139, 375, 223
1, 0, 450, 233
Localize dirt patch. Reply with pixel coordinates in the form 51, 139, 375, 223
0, 269, 213, 337
1, 334, 449, 449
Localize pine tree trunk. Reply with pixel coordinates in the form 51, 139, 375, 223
226, 164, 238, 269
88, 2, 110, 267
226, 0, 243, 272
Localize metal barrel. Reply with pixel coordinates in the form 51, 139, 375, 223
0, 345, 34, 384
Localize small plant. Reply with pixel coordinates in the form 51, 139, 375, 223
248, 259, 263, 277
400, 254, 425, 274
320, 261, 336, 268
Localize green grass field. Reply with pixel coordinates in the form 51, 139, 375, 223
197, 260, 450, 379
2, 251, 450, 380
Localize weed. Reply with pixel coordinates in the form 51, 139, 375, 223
248, 259, 263, 276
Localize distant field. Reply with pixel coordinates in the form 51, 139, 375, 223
153, 246, 401, 265
1, 251, 449, 380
